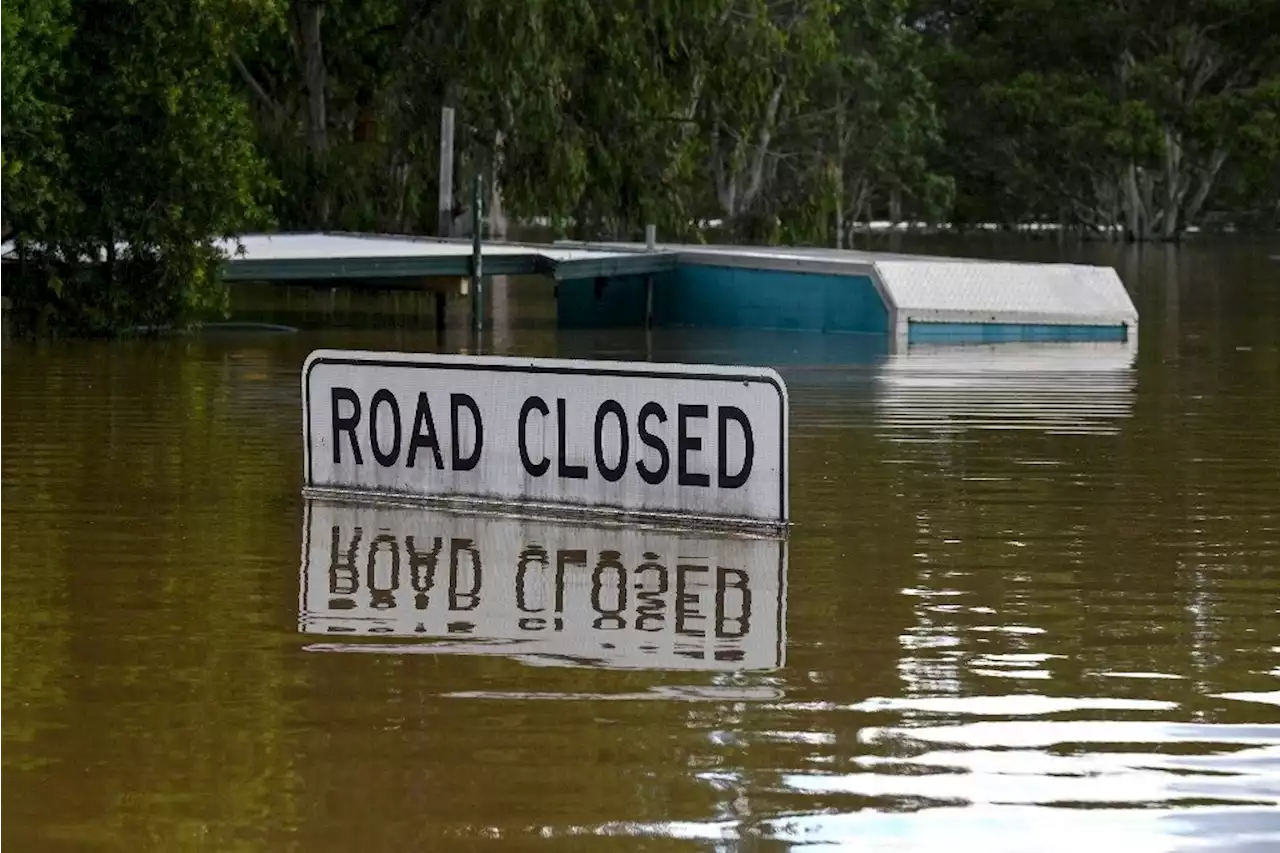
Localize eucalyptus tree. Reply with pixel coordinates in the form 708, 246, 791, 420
423, 0, 721, 240
796, 0, 951, 246
917, 0, 1280, 239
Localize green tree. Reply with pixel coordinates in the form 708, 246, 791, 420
798, 0, 951, 246
696, 0, 837, 238
1, 0, 74, 242
3, 0, 274, 336
916, 0, 1280, 239
227, 0, 961, 245
430, 0, 720, 240
232, 0, 426, 232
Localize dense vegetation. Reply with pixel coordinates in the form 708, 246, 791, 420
3, 0, 1278, 333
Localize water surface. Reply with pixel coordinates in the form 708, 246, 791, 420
4, 239, 1278, 851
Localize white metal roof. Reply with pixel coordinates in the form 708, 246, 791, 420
1, 232, 646, 267
875, 259, 1139, 328
216, 232, 642, 264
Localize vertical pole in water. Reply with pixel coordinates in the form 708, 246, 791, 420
471, 172, 484, 336
644, 275, 655, 360
436, 106, 456, 338
644, 225, 656, 342
437, 107, 455, 239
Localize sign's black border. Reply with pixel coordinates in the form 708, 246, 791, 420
304, 355, 789, 524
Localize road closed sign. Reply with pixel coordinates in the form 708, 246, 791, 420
302, 350, 789, 530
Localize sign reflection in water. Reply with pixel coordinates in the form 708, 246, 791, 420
298, 499, 787, 670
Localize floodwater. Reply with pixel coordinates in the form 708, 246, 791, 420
4, 238, 1278, 852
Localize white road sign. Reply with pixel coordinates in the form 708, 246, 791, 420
302, 350, 789, 529
298, 499, 787, 671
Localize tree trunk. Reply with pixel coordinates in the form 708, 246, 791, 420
1182, 147, 1229, 230
1140, 169, 1158, 240
297, 1, 330, 226
104, 235, 117, 292
1123, 163, 1141, 242
714, 80, 787, 225
1161, 127, 1183, 241
834, 164, 844, 250
1106, 178, 1119, 242
710, 122, 737, 217
834, 98, 846, 249
1118, 51, 1143, 242
741, 81, 785, 210
489, 132, 508, 240
391, 160, 410, 232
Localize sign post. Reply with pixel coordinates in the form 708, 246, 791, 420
301, 350, 789, 533
470, 173, 483, 335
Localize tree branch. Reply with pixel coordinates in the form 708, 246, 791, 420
231, 50, 284, 121
743, 80, 786, 206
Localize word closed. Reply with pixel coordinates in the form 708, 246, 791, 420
299, 500, 787, 671
303, 351, 789, 527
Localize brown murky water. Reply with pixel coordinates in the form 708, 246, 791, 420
4, 239, 1279, 851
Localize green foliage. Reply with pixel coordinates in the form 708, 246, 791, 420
800, 0, 951, 244
917, 0, 1280, 238
3, 0, 275, 337
4, 0, 1279, 338
2, 0, 74, 237
230, 0, 944, 243
441, 0, 725, 238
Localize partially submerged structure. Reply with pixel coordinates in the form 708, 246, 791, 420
551, 240, 1138, 351
5, 231, 1139, 351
